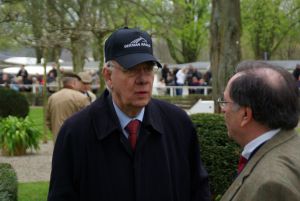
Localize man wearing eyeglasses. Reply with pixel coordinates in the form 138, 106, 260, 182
48, 27, 210, 201
219, 61, 300, 201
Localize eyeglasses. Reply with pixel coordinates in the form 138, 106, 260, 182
217, 97, 235, 108
108, 61, 159, 76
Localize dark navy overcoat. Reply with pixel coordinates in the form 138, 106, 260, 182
48, 90, 210, 201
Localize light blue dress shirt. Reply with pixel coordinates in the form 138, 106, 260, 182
112, 100, 144, 139
242, 128, 281, 159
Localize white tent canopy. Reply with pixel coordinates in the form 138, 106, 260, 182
4, 57, 63, 65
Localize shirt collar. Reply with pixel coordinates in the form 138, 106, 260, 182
112, 100, 144, 130
242, 128, 281, 159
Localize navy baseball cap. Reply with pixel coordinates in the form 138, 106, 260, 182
104, 27, 162, 69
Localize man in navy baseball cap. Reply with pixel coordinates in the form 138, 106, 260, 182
104, 27, 162, 69
48, 27, 210, 201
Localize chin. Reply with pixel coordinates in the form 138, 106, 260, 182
133, 99, 150, 108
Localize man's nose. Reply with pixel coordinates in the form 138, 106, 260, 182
136, 70, 152, 83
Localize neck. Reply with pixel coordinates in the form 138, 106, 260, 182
122, 107, 142, 118
64, 84, 74, 90
239, 123, 270, 148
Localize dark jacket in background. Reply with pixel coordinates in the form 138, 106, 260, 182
48, 90, 211, 201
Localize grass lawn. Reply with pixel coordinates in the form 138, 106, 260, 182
15, 108, 51, 200
28, 107, 52, 141
18, 181, 49, 201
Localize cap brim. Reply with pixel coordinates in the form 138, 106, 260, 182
115, 53, 162, 69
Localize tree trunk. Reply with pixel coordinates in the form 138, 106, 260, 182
42, 48, 49, 143
95, 36, 106, 93
70, 33, 87, 73
210, 0, 241, 113
35, 47, 43, 64
93, 31, 110, 94
47, 46, 62, 63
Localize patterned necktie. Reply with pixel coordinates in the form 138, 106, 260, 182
237, 155, 248, 174
125, 120, 140, 150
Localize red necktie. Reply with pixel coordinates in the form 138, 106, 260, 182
125, 120, 140, 150
237, 155, 248, 174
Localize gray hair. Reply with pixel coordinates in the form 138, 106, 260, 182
103, 61, 113, 91
62, 76, 78, 88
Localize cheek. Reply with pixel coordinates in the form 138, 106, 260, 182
224, 111, 234, 127
112, 77, 133, 93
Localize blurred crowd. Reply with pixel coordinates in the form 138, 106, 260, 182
0, 64, 100, 95
1, 63, 299, 98
157, 64, 212, 96
293, 64, 300, 88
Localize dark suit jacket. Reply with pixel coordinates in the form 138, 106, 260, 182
48, 90, 211, 201
221, 129, 300, 201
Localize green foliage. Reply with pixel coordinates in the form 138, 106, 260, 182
153, 0, 210, 63
29, 107, 52, 140
191, 113, 241, 200
0, 88, 29, 118
18, 181, 49, 201
0, 163, 18, 201
241, 0, 300, 59
0, 116, 42, 156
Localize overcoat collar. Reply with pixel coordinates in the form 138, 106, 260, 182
88, 90, 164, 141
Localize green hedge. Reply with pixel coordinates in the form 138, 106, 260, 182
0, 88, 29, 118
191, 113, 241, 200
0, 163, 18, 201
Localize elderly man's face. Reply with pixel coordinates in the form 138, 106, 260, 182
104, 61, 155, 116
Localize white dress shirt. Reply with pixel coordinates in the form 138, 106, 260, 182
242, 129, 281, 160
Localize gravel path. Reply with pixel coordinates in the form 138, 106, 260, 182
0, 142, 53, 183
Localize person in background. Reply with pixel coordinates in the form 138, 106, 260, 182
10, 76, 23, 91
161, 63, 170, 84
0, 73, 11, 88
31, 76, 42, 106
90, 69, 100, 94
47, 71, 58, 94
77, 71, 97, 102
16, 64, 28, 80
155, 77, 167, 95
219, 61, 300, 201
186, 65, 201, 86
48, 27, 210, 201
292, 64, 300, 88
203, 70, 212, 85
23, 75, 33, 92
189, 76, 202, 94
46, 73, 90, 143
175, 67, 188, 96
48, 63, 58, 79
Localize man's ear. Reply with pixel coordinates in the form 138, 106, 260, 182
240, 107, 252, 127
102, 66, 112, 88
